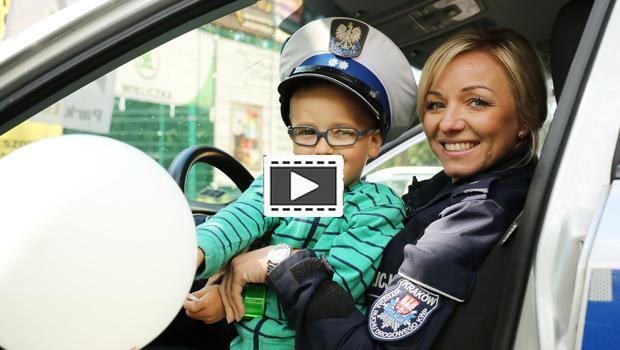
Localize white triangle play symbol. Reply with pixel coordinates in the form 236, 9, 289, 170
290, 171, 319, 201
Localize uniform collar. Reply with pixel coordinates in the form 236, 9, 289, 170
404, 146, 535, 213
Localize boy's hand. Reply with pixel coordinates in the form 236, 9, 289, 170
219, 246, 272, 323
183, 284, 225, 324
206, 268, 225, 286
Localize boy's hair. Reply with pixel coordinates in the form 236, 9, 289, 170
288, 79, 380, 130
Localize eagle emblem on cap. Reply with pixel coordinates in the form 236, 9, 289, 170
336, 22, 362, 50
330, 19, 369, 58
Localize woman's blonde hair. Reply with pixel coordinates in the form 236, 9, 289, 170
417, 29, 548, 162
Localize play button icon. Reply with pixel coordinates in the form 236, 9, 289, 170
263, 155, 344, 217
290, 171, 319, 201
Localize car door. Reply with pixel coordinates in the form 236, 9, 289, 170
510, 0, 620, 348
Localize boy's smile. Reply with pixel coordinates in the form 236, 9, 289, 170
289, 81, 382, 186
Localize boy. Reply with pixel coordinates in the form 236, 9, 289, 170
186, 17, 417, 349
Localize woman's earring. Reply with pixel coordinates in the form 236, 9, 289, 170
518, 130, 527, 139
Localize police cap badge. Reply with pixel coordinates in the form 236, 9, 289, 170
329, 19, 369, 58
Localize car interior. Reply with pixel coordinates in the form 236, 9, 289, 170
156, 0, 597, 348
0, 0, 605, 348
170, 0, 592, 208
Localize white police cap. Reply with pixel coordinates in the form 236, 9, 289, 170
279, 17, 417, 143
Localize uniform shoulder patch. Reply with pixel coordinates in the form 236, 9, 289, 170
368, 278, 439, 341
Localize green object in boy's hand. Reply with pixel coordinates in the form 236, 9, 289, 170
243, 283, 266, 318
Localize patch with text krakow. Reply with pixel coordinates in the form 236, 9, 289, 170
369, 278, 439, 341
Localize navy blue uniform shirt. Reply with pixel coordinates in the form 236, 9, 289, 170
267, 147, 535, 349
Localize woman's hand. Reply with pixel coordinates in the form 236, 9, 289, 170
183, 284, 226, 324
219, 245, 272, 323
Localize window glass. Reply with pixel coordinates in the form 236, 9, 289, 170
362, 67, 442, 194
365, 139, 442, 195
0, 0, 309, 205
192, 165, 243, 204
1, 0, 79, 40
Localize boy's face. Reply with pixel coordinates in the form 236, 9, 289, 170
289, 82, 383, 186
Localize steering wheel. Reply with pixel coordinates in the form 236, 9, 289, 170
162, 145, 246, 347
168, 145, 254, 221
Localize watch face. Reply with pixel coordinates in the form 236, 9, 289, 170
272, 249, 288, 261
269, 245, 290, 263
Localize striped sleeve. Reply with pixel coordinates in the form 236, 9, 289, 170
196, 176, 278, 279
326, 183, 405, 306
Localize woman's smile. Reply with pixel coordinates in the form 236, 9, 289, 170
441, 141, 480, 152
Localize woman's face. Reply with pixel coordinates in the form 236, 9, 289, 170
422, 50, 524, 181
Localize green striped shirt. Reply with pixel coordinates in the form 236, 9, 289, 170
196, 176, 405, 350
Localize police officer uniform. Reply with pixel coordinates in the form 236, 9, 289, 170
267, 147, 536, 349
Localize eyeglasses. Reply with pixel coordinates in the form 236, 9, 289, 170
287, 126, 377, 147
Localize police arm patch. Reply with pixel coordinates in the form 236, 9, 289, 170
368, 278, 439, 341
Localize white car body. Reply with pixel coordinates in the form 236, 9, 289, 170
1, 0, 619, 349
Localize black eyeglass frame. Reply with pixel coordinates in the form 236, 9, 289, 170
287, 126, 377, 147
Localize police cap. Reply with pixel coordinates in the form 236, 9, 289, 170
278, 17, 417, 143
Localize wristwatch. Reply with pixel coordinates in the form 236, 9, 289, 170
266, 243, 291, 275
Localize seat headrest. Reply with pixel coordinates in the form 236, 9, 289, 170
550, 0, 593, 101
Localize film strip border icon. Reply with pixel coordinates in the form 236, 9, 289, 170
263, 155, 344, 217
269, 160, 336, 165
269, 206, 338, 213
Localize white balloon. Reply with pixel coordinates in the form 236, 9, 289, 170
0, 135, 197, 350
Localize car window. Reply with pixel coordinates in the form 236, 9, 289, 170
0, 0, 309, 204
360, 67, 441, 194
1, 0, 77, 40
363, 133, 442, 194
